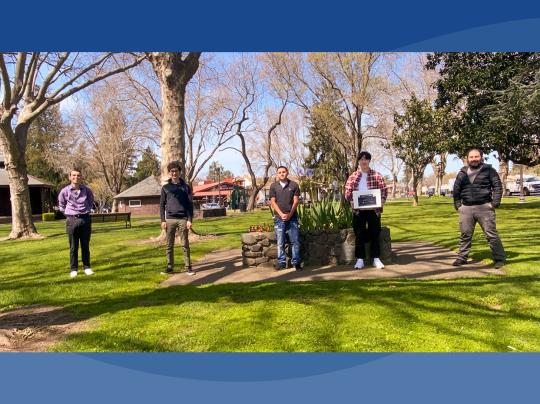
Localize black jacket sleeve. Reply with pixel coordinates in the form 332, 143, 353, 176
453, 172, 464, 210
490, 167, 503, 208
187, 185, 194, 221
160, 187, 167, 222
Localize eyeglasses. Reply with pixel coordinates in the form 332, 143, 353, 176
170, 169, 179, 173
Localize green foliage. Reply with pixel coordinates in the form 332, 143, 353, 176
128, 147, 160, 186
484, 71, 540, 166
207, 161, 234, 182
304, 84, 351, 194
296, 200, 352, 231
427, 52, 540, 164
26, 105, 67, 189
392, 95, 450, 203
41, 212, 55, 221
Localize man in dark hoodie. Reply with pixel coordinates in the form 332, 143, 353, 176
160, 161, 195, 275
452, 148, 506, 268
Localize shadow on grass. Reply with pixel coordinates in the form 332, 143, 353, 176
46, 273, 540, 351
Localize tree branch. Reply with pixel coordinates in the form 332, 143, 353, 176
0, 54, 12, 109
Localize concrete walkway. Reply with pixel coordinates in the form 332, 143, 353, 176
161, 242, 504, 287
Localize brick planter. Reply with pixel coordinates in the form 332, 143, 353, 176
241, 227, 392, 268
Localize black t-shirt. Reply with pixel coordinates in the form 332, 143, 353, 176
269, 179, 300, 213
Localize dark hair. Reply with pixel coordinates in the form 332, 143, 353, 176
358, 151, 372, 161
466, 147, 483, 157
167, 161, 181, 172
276, 165, 288, 172
70, 168, 82, 175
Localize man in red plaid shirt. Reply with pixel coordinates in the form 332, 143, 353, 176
344, 151, 388, 269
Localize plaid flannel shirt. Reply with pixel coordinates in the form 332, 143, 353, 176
344, 169, 388, 213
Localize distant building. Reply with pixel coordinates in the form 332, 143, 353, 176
113, 176, 246, 215
0, 152, 52, 217
114, 176, 162, 215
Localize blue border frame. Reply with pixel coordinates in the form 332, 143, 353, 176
2, 2, 539, 403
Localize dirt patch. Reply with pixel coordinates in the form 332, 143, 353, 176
0, 305, 87, 352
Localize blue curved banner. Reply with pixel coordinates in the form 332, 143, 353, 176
1, 353, 539, 403
2, 0, 540, 50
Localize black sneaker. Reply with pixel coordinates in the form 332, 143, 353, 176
452, 259, 467, 267
294, 263, 303, 271
275, 263, 286, 271
494, 261, 505, 269
186, 267, 196, 276
161, 267, 174, 275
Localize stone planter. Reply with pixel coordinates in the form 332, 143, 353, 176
241, 227, 392, 268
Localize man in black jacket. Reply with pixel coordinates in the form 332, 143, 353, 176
452, 148, 506, 268
160, 161, 195, 275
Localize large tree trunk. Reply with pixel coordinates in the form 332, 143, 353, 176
147, 52, 200, 241
0, 126, 41, 239
411, 169, 423, 206
411, 173, 420, 207
147, 53, 200, 184
159, 84, 187, 182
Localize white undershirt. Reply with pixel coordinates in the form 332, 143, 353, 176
357, 172, 368, 191
280, 181, 287, 188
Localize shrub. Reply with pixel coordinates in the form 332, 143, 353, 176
42, 212, 56, 221
270, 200, 352, 231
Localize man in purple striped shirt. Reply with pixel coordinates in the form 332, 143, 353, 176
58, 168, 95, 278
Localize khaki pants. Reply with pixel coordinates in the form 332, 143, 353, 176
166, 218, 191, 269
457, 203, 505, 262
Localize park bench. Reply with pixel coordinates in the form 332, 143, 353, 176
90, 212, 131, 228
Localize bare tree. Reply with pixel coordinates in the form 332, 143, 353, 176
122, 55, 241, 187
249, 107, 307, 178
0, 52, 145, 239
68, 82, 148, 212
221, 55, 289, 210
264, 52, 386, 175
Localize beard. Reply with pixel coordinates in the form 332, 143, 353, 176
468, 160, 481, 168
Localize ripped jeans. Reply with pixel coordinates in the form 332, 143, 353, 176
274, 215, 301, 266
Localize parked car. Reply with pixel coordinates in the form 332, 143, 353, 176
508, 176, 540, 196
256, 200, 270, 208
201, 202, 221, 209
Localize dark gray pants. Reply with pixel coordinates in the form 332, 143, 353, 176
165, 218, 191, 269
457, 203, 505, 262
66, 215, 92, 271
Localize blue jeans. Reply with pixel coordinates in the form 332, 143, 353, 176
274, 215, 301, 265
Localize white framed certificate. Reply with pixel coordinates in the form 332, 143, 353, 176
352, 189, 382, 209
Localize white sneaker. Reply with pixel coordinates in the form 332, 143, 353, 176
354, 258, 364, 269
373, 258, 385, 269
84, 267, 95, 276
70, 270, 78, 278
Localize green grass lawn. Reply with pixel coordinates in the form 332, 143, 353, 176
1, 198, 539, 351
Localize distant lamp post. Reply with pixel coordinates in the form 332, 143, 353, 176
217, 166, 222, 206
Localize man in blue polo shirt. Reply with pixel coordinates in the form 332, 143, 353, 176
58, 168, 95, 278
269, 166, 302, 271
